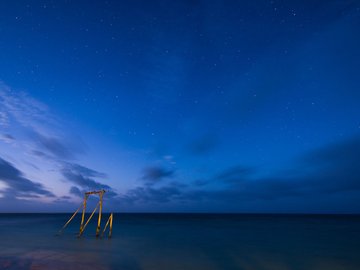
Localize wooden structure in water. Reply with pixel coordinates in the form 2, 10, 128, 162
57, 189, 113, 238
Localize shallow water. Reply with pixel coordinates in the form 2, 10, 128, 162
0, 214, 359, 270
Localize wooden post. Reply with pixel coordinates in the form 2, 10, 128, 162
57, 204, 82, 235
79, 202, 100, 237
96, 190, 104, 237
79, 194, 88, 234
109, 213, 113, 238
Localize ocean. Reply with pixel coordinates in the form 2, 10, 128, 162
0, 213, 359, 270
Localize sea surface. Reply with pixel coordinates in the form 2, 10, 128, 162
0, 213, 359, 270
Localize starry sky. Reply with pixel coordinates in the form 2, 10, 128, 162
0, 0, 359, 213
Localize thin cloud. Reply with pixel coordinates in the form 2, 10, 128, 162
66, 163, 107, 178
0, 134, 15, 144
119, 136, 360, 211
0, 83, 52, 130
120, 185, 182, 204
187, 134, 219, 156
0, 83, 110, 206
0, 83, 85, 162
0, 156, 55, 199
141, 166, 175, 183
61, 163, 115, 194
30, 131, 76, 160
215, 165, 255, 183
0, 111, 9, 127
69, 186, 82, 197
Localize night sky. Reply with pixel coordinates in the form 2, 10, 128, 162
0, 0, 359, 213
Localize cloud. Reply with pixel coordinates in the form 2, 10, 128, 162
30, 150, 51, 159
119, 136, 360, 212
141, 166, 175, 183
194, 136, 360, 202
30, 131, 76, 160
61, 163, 116, 195
187, 134, 219, 155
0, 112, 9, 126
0, 83, 52, 129
69, 186, 82, 197
0, 83, 115, 208
298, 136, 360, 194
0, 156, 55, 198
0, 83, 85, 162
120, 185, 182, 204
66, 163, 107, 178
214, 165, 255, 183
0, 134, 15, 144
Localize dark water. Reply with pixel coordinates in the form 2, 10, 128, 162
0, 214, 359, 270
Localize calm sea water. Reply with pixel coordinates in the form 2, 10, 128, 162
0, 213, 359, 270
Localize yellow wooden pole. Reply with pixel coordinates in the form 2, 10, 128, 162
96, 191, 104, 237
57, 204, 82, 235
101, 214, 111, 238
100, 213, 113, 238
79, 202, 99, 237
109, 213, 113, 238
79, 194, 88, 234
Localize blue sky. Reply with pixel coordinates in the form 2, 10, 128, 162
0, 0, 360, 213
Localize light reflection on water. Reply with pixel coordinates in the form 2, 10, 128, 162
0, 214, 359, 270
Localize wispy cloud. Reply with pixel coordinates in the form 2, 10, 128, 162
141, 166, 175, 184
121, 184, 182, 204
0, 111, 9, 127
214, 165, 255, 184
0, 83, 53, 131
0, 83, 117, 207
118, 136, 360, 212
69, 186, 82, 197
61, 163, 117, 197
0, 134, 15, 144
187, 134, 219, 156
0, 157, 55, 199
29, 130, 81, 160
